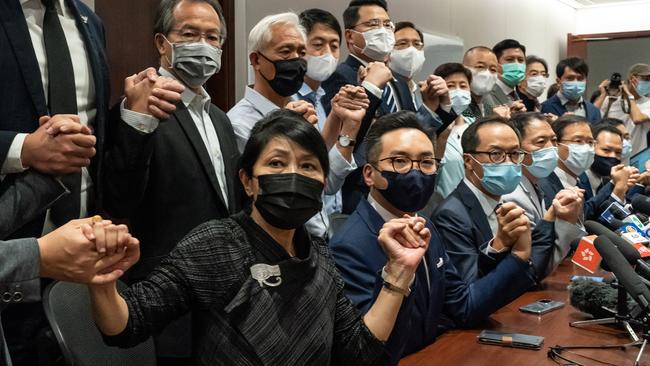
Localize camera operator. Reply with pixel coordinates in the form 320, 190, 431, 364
594, 64, 650, 155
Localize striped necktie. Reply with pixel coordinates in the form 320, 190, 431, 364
382, 84, 398, 114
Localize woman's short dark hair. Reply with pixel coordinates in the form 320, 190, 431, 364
434, 62, 472, 84
461, 116, 519, 153
365, 111, 433, 163
239, 109, 330, 179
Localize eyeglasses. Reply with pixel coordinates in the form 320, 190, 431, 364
170, 28, 224, 47
394, 39, 424, 50
353, 19, 395, 31
467, 150, 526, 164
374, 156, 438, 175
559, 139, 595, 148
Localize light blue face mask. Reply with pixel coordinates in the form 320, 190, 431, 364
622, 139, 633, 159
526, 146, 558, 178
449, 88, 472, 114
470, 156, 522, 196
636, 81, 650, 96
501, 63, 526, 87
561, 143, 595, 176
562, 81, 586, 100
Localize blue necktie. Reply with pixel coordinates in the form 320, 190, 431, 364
382, 84, 398, 114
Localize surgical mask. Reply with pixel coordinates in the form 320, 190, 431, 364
254, 173, 323, 230
562, 81, 586, 101
258, 53, 307, 97
561, 143, 595, 176
526, 76, 547, 98
449, 88, 471, 115
591, 155, 620, 177
501, 63, 526, 87
526, 146, 558, 178
166, 38, 222, 87
470, 156, 522, 196
636, 80, 650, 96
377, 169, 437, 212
469, 68, 497, 96
389, 47, 425, 78
353, 28, 395, 61
622, 139, 633, 159
305, 53, 338, 82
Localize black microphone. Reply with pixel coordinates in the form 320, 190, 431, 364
585, 221, 635, 256
594, 236, 650, 310
632, 195, 650, 217
569, 278, 632, 318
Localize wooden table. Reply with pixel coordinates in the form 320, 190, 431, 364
400, 260, 650, 366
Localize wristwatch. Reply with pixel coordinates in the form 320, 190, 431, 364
337, 134, 356, 148
381, 266, 413, 297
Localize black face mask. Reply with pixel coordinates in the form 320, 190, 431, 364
254, 173, 323, 230
591, 155, 620, 177
377, 169, 437, 213
258, 52, 307, 97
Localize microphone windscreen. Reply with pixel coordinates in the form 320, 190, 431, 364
594, 236, 650, 310
569, 279, 620, 318
632, 195, 650, 216
609, 203, 628, 220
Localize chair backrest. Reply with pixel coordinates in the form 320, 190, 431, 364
327, 213, 350, 240
43, 281, 156, 366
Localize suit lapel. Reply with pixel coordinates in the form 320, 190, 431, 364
577, 173, 594, 201
174, 104, 228, 210
393, 76, 416, 111
0, 1, 48, 116
357, 198, 385, 236
456, 181, 493, 241
208, 107, 238, 212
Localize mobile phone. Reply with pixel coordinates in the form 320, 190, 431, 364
477, 330, 544, 350
519, 299, 564, 315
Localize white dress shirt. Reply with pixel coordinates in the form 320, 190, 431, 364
120, 68, 229, 207
554, 167, 578, 189
462, 178, 506, 255
9, 0, 96, 231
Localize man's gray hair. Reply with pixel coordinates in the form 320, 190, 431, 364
154, 0, 227, 43
248, 12, 306, 55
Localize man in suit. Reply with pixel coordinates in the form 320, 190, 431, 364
502, 112, 585, 278
329, 111, 536, 364
541, 57, 602, 124
538, 115, 632, 221
322, 0, 454, 213
482, 39, 527, 117
432, 116, 555, 283
102, 0, 239, 362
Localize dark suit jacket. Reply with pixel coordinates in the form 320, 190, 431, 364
0, 0, 109, 237
540, 94, 601, 124
103, 102, 241, 281
329, 198, 536, 364
538, 172, 564, 211
432, 181, 555, 282
577, 172, 644, 221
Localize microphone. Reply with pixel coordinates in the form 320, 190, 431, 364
594, 236, 650, 310
569, 278, 633, 319
608, 201, 646, 232
632, 195, 650, 217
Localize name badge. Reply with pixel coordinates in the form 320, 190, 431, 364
436, 257, 444, 268
250, 263, 282, 288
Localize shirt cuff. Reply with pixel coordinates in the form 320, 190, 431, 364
329, 146, 357, 177
610, 193, 625, 205
422, 102, 437, 118
362, 81, 383, 99
1, 134, 29, 174
120, 99, 160, 133
484, 238, 509, 255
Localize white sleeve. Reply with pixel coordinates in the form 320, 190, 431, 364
120, 99, 160, 133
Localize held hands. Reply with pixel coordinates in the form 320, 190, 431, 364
509, 100, 527, 114
124, 67, 185, 120
610, 164, 631, 198
493, 202, 532, 261
332, 85, 370, 127
378, 216, 430, 284
419, 75, 450, 113
38, 217, 140, 285
22, 115, 96, 175
285, 100, 318, 126
361, 62, 393, 89
548, 187, 584, 224
492, 105, 511, 119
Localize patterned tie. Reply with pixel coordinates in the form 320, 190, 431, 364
42, 0, 82, 225
382, 84, 398, 114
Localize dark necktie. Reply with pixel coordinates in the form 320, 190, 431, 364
42, 0, 82, 225
382, 83, 398, 114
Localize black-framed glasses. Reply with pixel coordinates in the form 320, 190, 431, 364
373, 156, 438, 175
467, 150, 526, 164
170, 28, 224, 47
559, 139, 595, 148
353, 19, 395, 31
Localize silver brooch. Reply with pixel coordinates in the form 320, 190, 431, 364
250, 263, 282, 288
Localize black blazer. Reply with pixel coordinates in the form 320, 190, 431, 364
0, 0, 109, 237
103, 102, 241, 281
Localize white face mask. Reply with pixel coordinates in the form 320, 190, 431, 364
353, 28, 395, 61
305, 53, 338, 82
449, 88, 472, 115
389, 47, 425, 78
526, 75, 547, 98
468, 68, 497, 96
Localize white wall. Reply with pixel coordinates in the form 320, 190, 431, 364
234, 0, 577, 100
576, 1, 650, 34
81, 0, 94, 9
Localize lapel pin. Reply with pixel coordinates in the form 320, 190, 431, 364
250, 263, 282, 288
81, 15, 88, 24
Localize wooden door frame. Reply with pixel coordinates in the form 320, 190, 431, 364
567, 30, 650, 59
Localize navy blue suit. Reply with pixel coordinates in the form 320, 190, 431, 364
431, 181, 555, 282
577, 172, 644, 220
538, 172, 564, 211
329, 198, 536, 365
0, 0, 109, 238
540, 94, 601, 124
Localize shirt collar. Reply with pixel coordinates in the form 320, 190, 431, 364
21, 0, 66, 15
557, 91, 583, 106
367, 194, 398, 223
554, 166, 577, 188
350, 54, 370, 67
463, 178, 500, 217
586, 169, 602, 190
159, 68, 211, 112
244, 86, 280, 116
496, 78, 514, 95
296, 82, 325, 99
